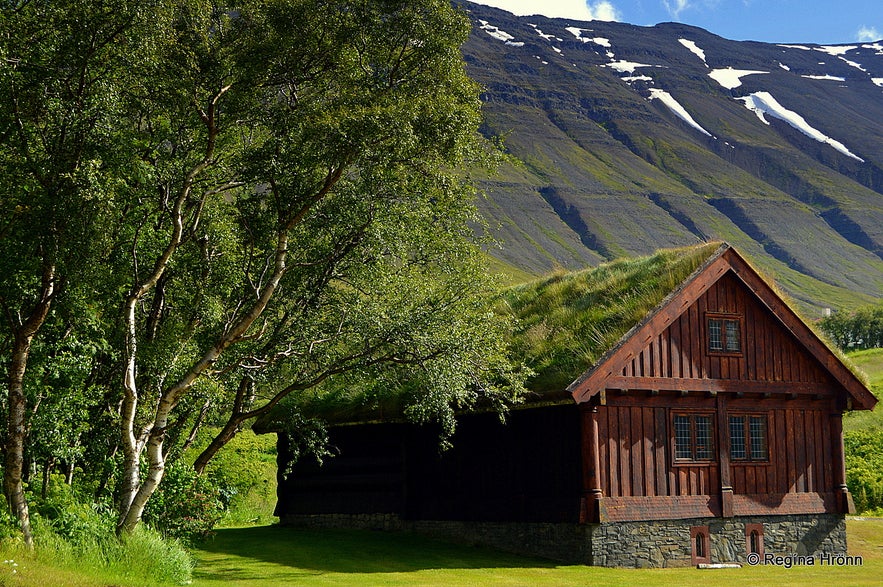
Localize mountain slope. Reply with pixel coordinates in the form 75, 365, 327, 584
460, 2, 883, 313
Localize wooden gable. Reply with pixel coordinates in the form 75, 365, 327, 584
568, 245, 876, 411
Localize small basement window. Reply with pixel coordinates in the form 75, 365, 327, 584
707, 313, 742, 355
729, 414, 769, 462
673, 413, 715, 462
745, 523, 764, 557
691, 526, 711, 565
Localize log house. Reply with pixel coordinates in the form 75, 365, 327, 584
264, 244, 876, 567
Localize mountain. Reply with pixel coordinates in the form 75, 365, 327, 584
458, 2, 883, 313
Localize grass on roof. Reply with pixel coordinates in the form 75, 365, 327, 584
501, 242, 722, 392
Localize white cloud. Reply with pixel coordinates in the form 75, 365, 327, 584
857, 26, 881, 43
587, 1, 621, 21
468, 1, 620, 21
663, 0, 691, 19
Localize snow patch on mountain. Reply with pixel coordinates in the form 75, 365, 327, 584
737, 92, 864, 162
817, 45, 858, 56
648, 89, 713, 137
678, 39, 707, 67
801, 74, 846, 81
709, 68, 768, 90
606, 60, 654, 74
479, 20, 524, 47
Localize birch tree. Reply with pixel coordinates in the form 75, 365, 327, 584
111, 0, 524, 535
0, 0, 144, 546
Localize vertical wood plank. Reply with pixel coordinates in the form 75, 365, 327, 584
631, 407, 644, 497
643, 407, 656, 497
608, 407, 619, 497
775, 409, 788, 493
766, 410, 776, 492
805, 410, 817, 493
746, 462, 756, 494
785, 409, 797, 492
619, 407, 631, 497
756, 304, 767, 381
795, 409, 806, 492
670, 319, 682, 379
690, 302, 702, 379
655, 408, 668, 496
821, 411, 833, 491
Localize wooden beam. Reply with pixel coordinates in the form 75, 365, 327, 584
717, 395, 733, 517
605, 376, 832, 396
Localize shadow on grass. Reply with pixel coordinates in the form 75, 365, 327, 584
194, 524, 558, 575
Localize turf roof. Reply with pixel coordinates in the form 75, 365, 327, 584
502, 242, 724, 393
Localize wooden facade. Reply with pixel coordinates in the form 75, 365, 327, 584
573, 247, 875, 524
273, 245, 876, 536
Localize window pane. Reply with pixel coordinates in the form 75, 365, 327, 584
708, 319, 723, 351
674, 415, 692, 459
725, 320, 741, 352
695, 416, 713, 459
729, 416, 746, 459
750, 416, 768, 460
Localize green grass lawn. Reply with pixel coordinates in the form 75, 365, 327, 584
844, 348, 883, 432
186, 517, 883, 587
1, 517, 880, 586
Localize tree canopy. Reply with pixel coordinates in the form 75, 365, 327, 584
1, 0, 525, 540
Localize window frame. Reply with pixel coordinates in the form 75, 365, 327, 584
706, 312, 743, 356
728, 413, 770, 464
745, 523, 765, 557
671, 411, 716, 465
691, 525, 711, 566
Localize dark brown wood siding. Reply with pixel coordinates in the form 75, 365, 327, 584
590, 395, 839, 520
619, 272, 834, 386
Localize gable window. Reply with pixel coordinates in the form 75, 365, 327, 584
729, 414, 769, 461
707, 313, 742, 354
673, 413, 714, 462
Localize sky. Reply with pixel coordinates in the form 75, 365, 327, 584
469, 1, 882, 44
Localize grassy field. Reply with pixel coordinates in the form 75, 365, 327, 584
189, 516, 882, 586
844, 348, 883, 432
1, 516, 879, 586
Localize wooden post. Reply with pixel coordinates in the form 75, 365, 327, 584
581, 405, 603, 523
830, 413, 854, 513
717, 395, 733, 517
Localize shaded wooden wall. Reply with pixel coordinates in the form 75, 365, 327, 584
276, 404, 583, 523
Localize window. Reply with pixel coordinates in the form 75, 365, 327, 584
745, 523, 764, 557
729, 414, 769, 461
673, 413, 714, 462
707, 313, 742, 354
691, 526, 711, 565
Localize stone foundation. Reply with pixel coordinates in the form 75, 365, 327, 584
590, 514, 846, 567
280, 513, 846, 568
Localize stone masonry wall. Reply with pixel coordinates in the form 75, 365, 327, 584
592, 514, 846, 567
281, 513, 846, 568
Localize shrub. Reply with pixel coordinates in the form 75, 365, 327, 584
142, 460, 226, 544
845, 429, 883, 513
